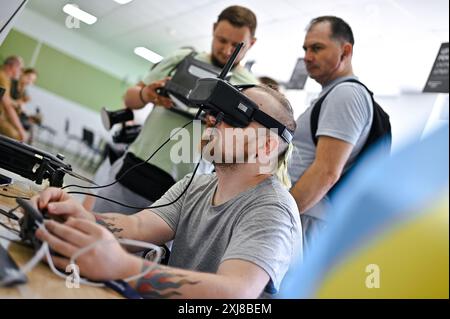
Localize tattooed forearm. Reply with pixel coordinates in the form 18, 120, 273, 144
136, 263, 200, 299
95, 215, 123, 236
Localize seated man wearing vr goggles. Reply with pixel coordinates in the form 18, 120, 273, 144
31, 82, 302, 299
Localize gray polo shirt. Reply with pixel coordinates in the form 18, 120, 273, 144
151, 173, 302, 295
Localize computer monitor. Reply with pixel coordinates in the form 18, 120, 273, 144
0, 0, 28, 46
423, 42, 449, 94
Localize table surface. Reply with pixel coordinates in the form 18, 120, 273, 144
0, 183, 121, 299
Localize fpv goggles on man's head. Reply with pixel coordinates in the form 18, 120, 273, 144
188, 78, 294, 144
187, 42, 293, 144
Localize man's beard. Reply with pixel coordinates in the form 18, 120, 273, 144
200, 137, 252, 166
210, 54, 226, 69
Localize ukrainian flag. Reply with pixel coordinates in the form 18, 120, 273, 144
281, 124, 449, 299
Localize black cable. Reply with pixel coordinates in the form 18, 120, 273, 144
0, 206, 20, 221
9, 205, 20, 215
67, 150, 203, 211
0, 221, 20, 235
0, 0, 27, 34
1, 109, 211, 212
65, 111, 222, 211
61, 117, 198, 191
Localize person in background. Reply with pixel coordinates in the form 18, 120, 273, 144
11, 68, 38, 106
0, 56, 27, 141
289, 16, 374, 252
11, 68, 41, 138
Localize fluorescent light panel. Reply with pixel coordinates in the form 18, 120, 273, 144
134, 47, 163, 64
113, 0, 134, 4
63, 4, 97, 25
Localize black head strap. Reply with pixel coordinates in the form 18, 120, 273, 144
235, 84, 293, 144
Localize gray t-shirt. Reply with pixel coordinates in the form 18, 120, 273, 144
288, 76, 373, 220
151, 173, 302, 295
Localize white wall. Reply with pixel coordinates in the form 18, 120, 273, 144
377, 93, 447, 151
24, 85, 108, 151
24, 85, 153, 154
422, 94, 449, 138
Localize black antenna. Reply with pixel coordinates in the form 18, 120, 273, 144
218, 42, 244, 80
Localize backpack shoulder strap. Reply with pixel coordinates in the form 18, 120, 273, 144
310, 79, 374, 146
310, 93, 329, 146
337, 78, 374, 96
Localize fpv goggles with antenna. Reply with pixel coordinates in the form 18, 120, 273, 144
187, 43, 294, 144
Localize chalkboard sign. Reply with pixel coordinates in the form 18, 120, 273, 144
424, 42, 449, 93
286, 58, 309, 90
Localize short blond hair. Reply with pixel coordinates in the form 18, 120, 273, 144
244, 85, 297, 189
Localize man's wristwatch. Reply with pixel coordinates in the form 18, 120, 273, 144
139, 86, 149, 106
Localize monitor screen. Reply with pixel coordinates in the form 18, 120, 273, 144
0, 0, 28, 46
424, 42, 449, 94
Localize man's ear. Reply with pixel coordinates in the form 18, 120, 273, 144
249, 37, 257, 50
264, 133, 279, 157
213, 22, 217, 34
255, 133, 280, 171
342, 42, 353, 60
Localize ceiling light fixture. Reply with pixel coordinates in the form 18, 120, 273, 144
63, 4, 97, 25
113, 0, 134, 4
134, 47, 164, 64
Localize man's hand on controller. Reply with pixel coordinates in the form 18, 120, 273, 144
35, 218, 141, 281
30, 188, 95, 223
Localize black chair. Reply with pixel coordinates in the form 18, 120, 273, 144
34, 124, 57, 151
78, 128, 106, 172
59, 119, 83, 159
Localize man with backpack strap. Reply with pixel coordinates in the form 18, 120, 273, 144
289, 16, 391, 252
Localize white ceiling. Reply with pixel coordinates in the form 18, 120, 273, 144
25, 0, 449, 93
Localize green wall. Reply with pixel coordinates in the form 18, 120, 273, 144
0, 29, 37, 66
0, 29, 128, 112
